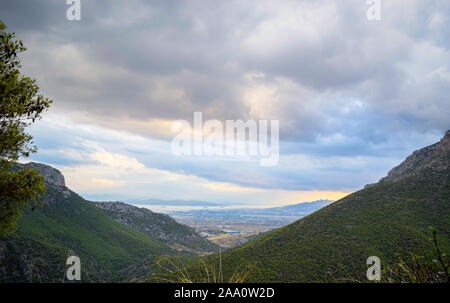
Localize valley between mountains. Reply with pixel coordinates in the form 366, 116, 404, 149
0, 131, 449, 282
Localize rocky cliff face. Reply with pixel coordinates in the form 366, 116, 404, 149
378, 130, 450, 184
17, 162, 71, 199
22, 162, 66, 187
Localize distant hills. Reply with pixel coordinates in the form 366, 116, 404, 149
0, 163, 217, 282
265, 199, 333, 214
131, 199, 331, 211
130, 199, 223, 207
209, 131, 450, 282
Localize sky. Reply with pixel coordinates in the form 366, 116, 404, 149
1, 0, 449, 207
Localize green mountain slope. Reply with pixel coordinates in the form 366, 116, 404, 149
215, 131, 450, 282
94, 202, 218, 255
0, 163, 214, 282
0, 186, 171, 282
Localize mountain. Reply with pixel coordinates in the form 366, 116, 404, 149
94, 202, 218, 255
0, 163, 216, 282
266, 199, 333, 214
379, 132, 450, 183
214, 131, 450, 282
130, 199, 223, 207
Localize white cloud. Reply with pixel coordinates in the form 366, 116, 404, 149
90, 152, 144, 170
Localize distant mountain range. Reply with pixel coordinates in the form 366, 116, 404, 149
130, 199, 332, 211
265, 199, 333, 214
198, 130, 450, 282
130, 199, 223, 207
0, 163, 217, 282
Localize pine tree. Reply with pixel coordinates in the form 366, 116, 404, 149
0, 20, 52, 236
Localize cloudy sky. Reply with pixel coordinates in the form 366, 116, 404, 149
1, 0, 449, 206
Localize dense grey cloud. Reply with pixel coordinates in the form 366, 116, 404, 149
1, 1, 450, 198
1, 0, 448, 141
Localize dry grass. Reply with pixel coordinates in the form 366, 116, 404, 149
382, 228, 449, 283
148, 248, 257, 283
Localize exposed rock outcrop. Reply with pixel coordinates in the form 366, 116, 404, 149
378, 130, 450, 184
17, 162, 70, 199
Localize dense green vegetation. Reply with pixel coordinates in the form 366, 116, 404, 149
95, 202, 218, 254
206, 169, 450, 282
381, 227, 449, 283
0, 185, 174, 282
